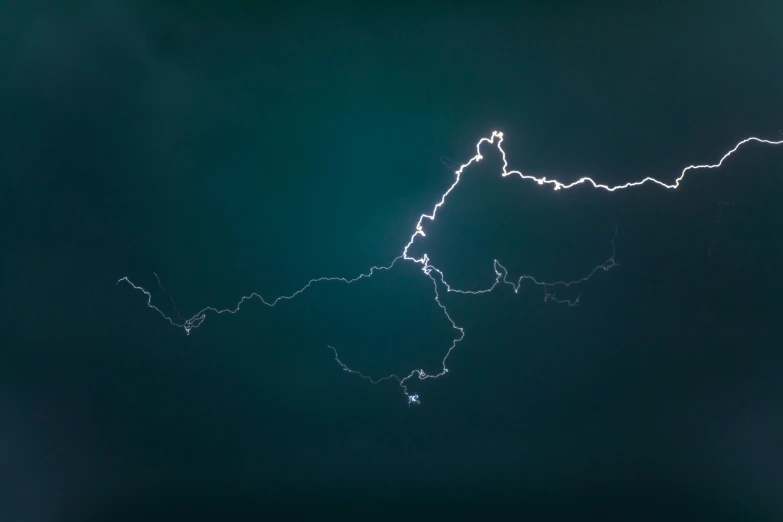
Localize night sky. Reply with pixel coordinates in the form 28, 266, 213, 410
3, 1, 783, 520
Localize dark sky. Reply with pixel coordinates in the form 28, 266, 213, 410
2, 1, 783, 520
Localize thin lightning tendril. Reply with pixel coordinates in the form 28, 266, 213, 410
118, 131, 783, 405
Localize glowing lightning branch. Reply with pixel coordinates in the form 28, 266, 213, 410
119, 131, 783, 405
117, 259, 403, 335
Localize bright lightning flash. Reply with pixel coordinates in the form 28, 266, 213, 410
118, 131, 783, 406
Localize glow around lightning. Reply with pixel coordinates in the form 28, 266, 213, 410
119, 131, 783, 405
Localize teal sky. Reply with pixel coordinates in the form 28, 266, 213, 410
2, 2, 783, 520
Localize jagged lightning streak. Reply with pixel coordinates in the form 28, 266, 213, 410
119, 131, 783, 405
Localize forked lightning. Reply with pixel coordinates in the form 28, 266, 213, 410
119, 131, 783, 405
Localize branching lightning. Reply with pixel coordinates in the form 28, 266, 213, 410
118, 131, 783, 405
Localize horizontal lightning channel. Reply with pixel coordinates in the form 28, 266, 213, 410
119, 131, 783, 405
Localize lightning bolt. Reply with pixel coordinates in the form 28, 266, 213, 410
119, 131, 783, 405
